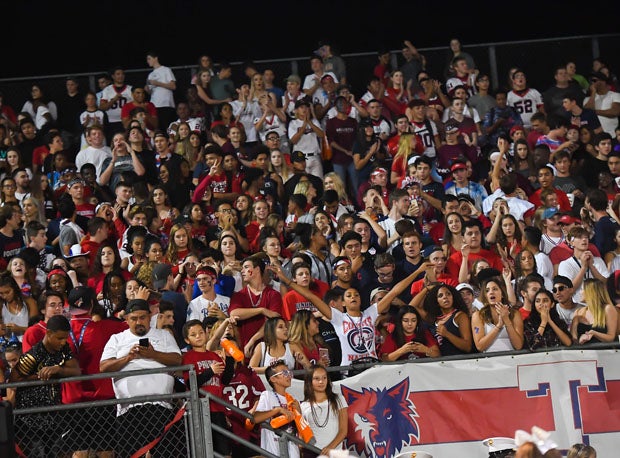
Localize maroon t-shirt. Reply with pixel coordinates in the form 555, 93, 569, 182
229, 286, 283, 349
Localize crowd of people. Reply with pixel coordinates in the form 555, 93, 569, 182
0, 38, 616, 457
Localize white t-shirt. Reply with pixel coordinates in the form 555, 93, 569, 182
557, 255, 609, 302
231, 99, 261, 143
584, 90, 620, 135
256, 390, 300, 458
147, 66, 176, 108
288, 118, 321, 156
187, 294, 231, 321
507, 88, 543, 129
75, 145, 112, 179
302, 72, 338, 93
534, 251, 554, 290
100, 84, 133, 123
301, 393, 346, 450
330, 306, 379, 366
100, 327, 181, 416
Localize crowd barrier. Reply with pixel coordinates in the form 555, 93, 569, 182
2, 365, 204, 458
6, 345, 615, 457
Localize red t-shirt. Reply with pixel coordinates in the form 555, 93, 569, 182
282, 279, 329, 321
410, 274, 459, 295
182, 349, 228, 412
229, 286, 283, 349
22, 320, 47, 353
446, 249, 504, 279
62, 316, 128, 404
225, 364, 265, 442
528, 188, 572, 213
87, 269, 133, 295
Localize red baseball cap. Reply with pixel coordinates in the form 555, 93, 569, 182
558, 215, 581, 225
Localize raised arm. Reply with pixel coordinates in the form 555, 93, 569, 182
269, 264, 332, 319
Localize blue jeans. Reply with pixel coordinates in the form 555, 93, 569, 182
333, 161, 358, 204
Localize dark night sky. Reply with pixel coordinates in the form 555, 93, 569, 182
4, 1, 619, 79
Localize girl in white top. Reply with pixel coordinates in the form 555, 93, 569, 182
249, 317, 296, 374
271, 264, 423, 368
471, 277, 524, 353
0, 273, 38, 342
301, 364, 348, 457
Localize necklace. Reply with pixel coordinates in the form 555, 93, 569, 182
6, 300, 21, 316
247, 286, 263, 308
310, 401, 330, 428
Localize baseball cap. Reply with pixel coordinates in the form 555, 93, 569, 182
125, 298, 150, 314
558, 214, 581, 225
445, 123, 459, 134
482, 437, 516, 453
552, 275, 573, 288
286, 74, 301, 84
370, 287, 388, 302
476, 267, 502, 283
451, 162, 467, 172
294, 98, 310, 109
61, 167, 77, 176
65, 244, 90, 259
509, 125, 525, 136
291, 150, 306, 162
542, 207, 559, 219
67, 286, 96, 316
151, 263, 173, 290
590, 71, 610, 83
489, 151, 501, 162
456, 283, 474, 293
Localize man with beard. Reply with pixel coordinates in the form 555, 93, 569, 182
100, 298, 182, 457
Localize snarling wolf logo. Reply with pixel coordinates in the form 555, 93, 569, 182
341, 378, 419, 457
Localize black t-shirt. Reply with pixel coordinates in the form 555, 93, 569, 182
15, 341, 74, 409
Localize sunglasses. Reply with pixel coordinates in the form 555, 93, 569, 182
271, 369, 293, 378
552, 285, 568, 293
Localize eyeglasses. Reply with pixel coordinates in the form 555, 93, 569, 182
552, 285, 568, 293
271, 369, 293, 378
376, 270, 394, 278
3, 184, 16, 189
219, 208, 235, 213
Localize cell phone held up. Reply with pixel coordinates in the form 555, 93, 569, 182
139, 338, 149, 348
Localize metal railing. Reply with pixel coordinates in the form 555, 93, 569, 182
3, 365, 201, 458
2, 342, 619, 457
1, 33, 619, 114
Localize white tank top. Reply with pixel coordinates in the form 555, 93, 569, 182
259, 342, 296, 369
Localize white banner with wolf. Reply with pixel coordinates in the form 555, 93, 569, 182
286, 349, 620, 457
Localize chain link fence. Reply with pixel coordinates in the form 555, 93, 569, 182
4, 365, 203, 458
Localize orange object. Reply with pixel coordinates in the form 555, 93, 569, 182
221, 338, 244, 362
292, 408, 316, 444
244, 417, 255, 431
270, 413, 294, 429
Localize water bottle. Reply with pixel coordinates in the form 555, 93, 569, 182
221, 338, 244, 362
270, 412, 294, 429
